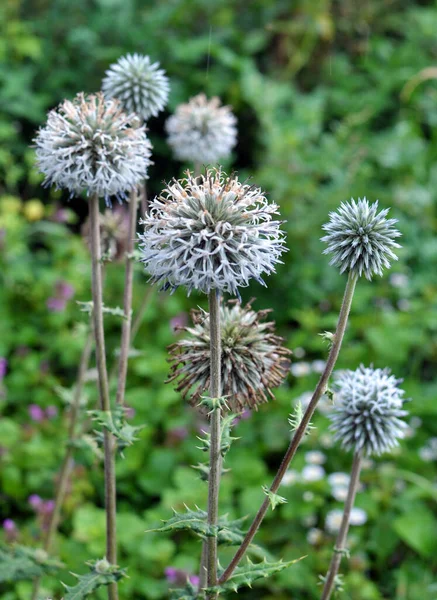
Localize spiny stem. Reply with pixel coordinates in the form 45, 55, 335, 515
115, 188, 138, 407
30, 332, 93, 600
89, 193, 118, 600
204, 290, 222, 596
321, 451, 362, 600
219, 272, 358, 584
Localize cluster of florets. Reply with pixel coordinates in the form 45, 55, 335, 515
81, 206, 130, 262
321, 198, 401, 280
138, 168, 286, 296
329, 365, 408, 456
102, 53, 170, 121
168, 300, 291, 411
166, 93, 237, 164
34, 93, 152, 204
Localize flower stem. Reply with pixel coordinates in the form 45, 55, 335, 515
89, 193, 118, 600
30, 331, 93, 600
140, 180, 149, 216
321, 451, 362, 600
115, 188, 138, 407
219, 272, 358, 584
204, 290, 222, 595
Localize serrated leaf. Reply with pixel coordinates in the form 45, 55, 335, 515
288, 401, 315, 435
0, 545, 63, 583
208, 556, 306, 595
169, 579, 204, 600
63, 559, 126, 600
77, 301, 129, 320
262, 486, 287, 510
88, 406, 144, 456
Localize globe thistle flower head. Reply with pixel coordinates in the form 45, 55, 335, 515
168, 300, 291, 412
82, 206, 130, 262
138, 168, 286, 296
321, 198, 401, 280
329, 365, 409, 456
102, 53, 170, 121
166, 93, 237, 164
34, 92, 152, 205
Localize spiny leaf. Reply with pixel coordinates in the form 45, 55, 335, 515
262, 486, 287, 510
88, 406, 144, 456
77, 301, 129, 320
191, 462, 231, 481
148, 508, 247, 545
208, 556, 306, 594
288, 401, 315, 435
62, 558, 126, 600
0, 545, 63, 583
169, 578, 204, 600
197, 413, 239, 458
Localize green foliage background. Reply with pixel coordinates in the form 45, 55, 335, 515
1, 0, 437, 598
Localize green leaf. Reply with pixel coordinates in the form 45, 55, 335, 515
262, 486, 287, 510
169, 579, 202, 600
288, 401, 315, 435
63, 558, 126, 600
89, 406, 144, 456
0, 545, 63, 583
392, 505, 437, 557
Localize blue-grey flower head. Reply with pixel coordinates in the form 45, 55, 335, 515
34, 93, 152, 205
329, 365, 409, 456
321, 198, 401, 280
102, 53, 170, 121
166, 94, 237, 164
138, 168, 286, 296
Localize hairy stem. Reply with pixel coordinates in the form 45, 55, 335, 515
30, 332, 93, 600
219, 272, 358, 583
89, 194, 118, 600
204, 291, 222, 595
115, 188, 138, 407
321, 452, 362, 600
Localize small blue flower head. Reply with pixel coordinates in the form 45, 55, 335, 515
321, 198, 401, 280
329, 365, 409, 456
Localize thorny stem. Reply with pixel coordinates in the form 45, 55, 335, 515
203, 291, 222, 596
89, 194, 119, 600
219, 272, 358, 584
30, 332, 93, 600
115, 188, 138, 407
321, 452, 362, 600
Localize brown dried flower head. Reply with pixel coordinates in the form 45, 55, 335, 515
168, 300, 291, 412
82, 206, 130, 262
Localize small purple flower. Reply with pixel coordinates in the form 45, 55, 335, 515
189, 575, 200, 586
45, 405, 58, 419
29, 404, 45, 422
3, 519, 16, 532
53, 208, 69, 223
165, 567, 199, 587
0, 358, 7, 380
125, 406, 136, 419
28, 494, 43, 509
164, 567, 179, 584
55, 280, 75, 300
170, 313, 188, 333
47, 297, 66, 312
42, 500, 55, 514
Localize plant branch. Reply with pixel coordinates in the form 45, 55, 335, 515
321, 451, 362, 600
89, 193, 118, 600
219, 272, 358, 584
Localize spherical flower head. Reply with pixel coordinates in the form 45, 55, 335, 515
102, 53, 170, 121
329, 365, 409, 456
34, 92, 152, 205
138, 168, 286, 296
168, 300, 291, 412
166, 93, 237, 164
82, 206, 130, 262
321, 198, 401, 280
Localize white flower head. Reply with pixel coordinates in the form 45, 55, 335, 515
301, 464, 325, 482
34, 92, 152, 205
138, 168, 286, 296
102, 53, 170, 121
329, 365, 409, 456
321, 198, 401, 280
166, 93, 237, 164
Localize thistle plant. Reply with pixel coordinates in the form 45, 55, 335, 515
140, 168, 286, 595
218, 198, 401, 584
166, 94, 237, 170
102, 53, 170, 121
321, 366, 409, 600
168, 300, 291, 412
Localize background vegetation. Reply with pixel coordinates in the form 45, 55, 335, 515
1, 0, 437, 598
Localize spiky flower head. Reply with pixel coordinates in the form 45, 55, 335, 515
138, 168, 286, 296
321, 198, 401, 280
102, 53, 170, 121
168, 300, 291, 412
82, 206, 129, 262
166, 93, 237, 164
34, 92, 152, 205
329, 365, 409, 456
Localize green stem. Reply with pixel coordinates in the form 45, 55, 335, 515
219, 272, 358, 584
89, 194, 118, 600
204, 291, 222, 596
115, 188, 138, 407
321, 452, 362, 600
30, 332, 93, 600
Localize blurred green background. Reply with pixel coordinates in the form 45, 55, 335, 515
1, 0, 437, 598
